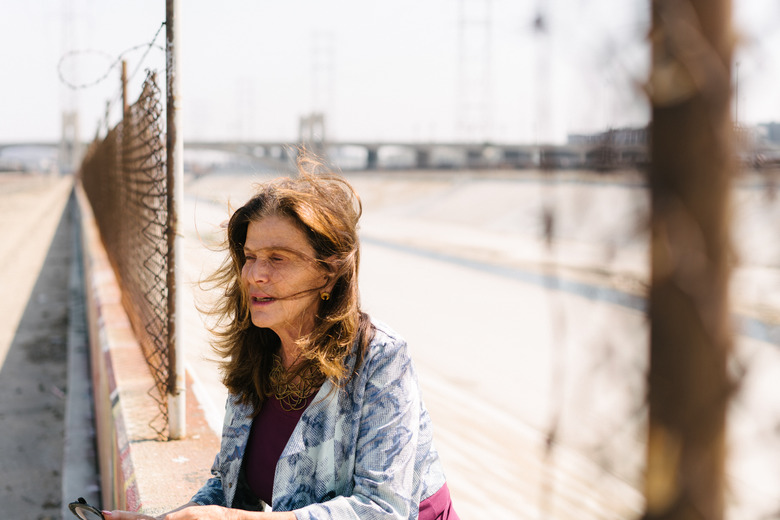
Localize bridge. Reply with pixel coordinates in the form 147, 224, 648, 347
183, 139, 647, 170
0, 142, 61, 152
0, 139, 648, 172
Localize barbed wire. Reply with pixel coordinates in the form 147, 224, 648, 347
57, 21, 166, 91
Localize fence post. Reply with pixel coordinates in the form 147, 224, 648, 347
166, 0, 186, 440
121, 60, 128, 119
644, 1, 734, 518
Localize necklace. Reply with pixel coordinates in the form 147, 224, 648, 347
268, 354, 324, 411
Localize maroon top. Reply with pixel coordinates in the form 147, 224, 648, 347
244, 393, 317, 505
244, 394, 459, 519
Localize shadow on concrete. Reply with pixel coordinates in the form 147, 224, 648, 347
0, 194, 72, 520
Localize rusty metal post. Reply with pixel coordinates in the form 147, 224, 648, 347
166, 0, 185, 440
121, 60, 128, 119
644, 1, 734, 519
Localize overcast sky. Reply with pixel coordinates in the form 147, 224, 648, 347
1, 1, 778, 144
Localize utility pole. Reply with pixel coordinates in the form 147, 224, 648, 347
457, 0, 493, 143
166, 0, 185, 440
644, 1, 734, 519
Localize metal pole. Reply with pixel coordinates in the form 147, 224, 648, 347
643, 0, 734, 518
166, 0, 185, 440
121, 60, 128, 119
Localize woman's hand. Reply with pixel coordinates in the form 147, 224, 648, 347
158, 505, 237, 520
102, 511, 156, 520
104, 505, 295, 520
105, 506, 237, 520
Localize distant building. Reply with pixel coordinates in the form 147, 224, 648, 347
567, 126, 649, 147
754, 122, 780, 167
568, 126, 649, 171
758, 122, 780, 145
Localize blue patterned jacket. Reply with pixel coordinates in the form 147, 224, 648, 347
191, 320, 447, 519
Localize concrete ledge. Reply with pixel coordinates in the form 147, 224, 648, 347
62, 189, 101, 518
76, 185, 220, 514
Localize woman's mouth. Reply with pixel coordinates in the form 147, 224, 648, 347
251, 296, 276, 303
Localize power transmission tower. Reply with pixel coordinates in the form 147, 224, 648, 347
235, 77, 257, 141
310, 31, 335, 119
298, 113, 327, 157
532, 2, 552, 148
60, 112, 81, 175
59, 0, 82, 173
299, 31, 335, 157
457, 0, 493, 143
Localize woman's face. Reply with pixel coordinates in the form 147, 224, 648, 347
240, 215, 328, 344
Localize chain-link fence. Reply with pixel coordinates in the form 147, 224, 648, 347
80, 71, 171, 438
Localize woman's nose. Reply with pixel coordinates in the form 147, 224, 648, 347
246, 259, 270, 283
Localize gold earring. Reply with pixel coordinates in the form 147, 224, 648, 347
320, 292, 330, 301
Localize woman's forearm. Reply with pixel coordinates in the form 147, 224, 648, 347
156, 505, 296, 520
250, 512, 296, 520
165, 501, 200, 516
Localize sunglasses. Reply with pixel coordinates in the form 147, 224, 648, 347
68, 497, 105, 520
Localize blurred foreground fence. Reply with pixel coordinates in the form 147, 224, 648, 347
79, 71, 173, 438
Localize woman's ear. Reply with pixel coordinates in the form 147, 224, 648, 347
322, 255, 339, 291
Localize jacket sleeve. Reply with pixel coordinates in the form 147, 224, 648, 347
190, 394, 244, 507
293, 337, 423, 520
190, 453, 227, 506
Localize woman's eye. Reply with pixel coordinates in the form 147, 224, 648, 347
270, 256, 285, 264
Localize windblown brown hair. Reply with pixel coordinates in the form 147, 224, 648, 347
203, 155, 375, 413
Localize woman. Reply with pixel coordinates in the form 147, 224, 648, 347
107, 160, 458, 520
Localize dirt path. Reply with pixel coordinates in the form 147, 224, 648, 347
0, 173, 74, 520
